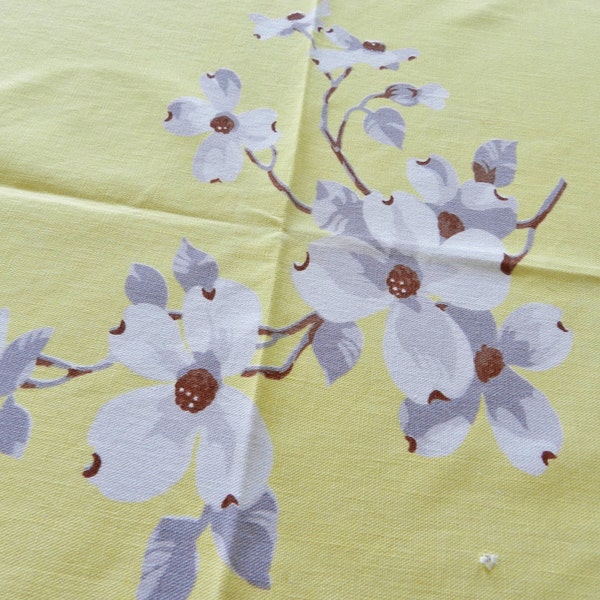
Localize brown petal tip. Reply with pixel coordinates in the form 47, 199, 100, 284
82, 453, 102, 478
170, 312, 182, 320
405, 435, 417, 453
428, 390, 451, 404
164, 111, 173, 122
206, 72, 215, 79
494, 189, 509, 201
416, 157, 431, 166
254, 33, 261, 39
557, 321, 568, 332
110, 320, 126, 335
541, 451, 557, 466
271, 121, 277, 133
408, 55, 417, 61
436, 303, 448, 311
210, 178, 222, 184
293, 252, 310, 271
383, 196, 394, 205
202, 288, 216, 301
221, 494, 239, 509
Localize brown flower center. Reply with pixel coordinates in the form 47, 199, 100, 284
363, 40, 386, 52
387, 264, 420, 299
474, 345, 505, 383
287, 12, 305, 20
210, 115, 235, 134
438, 211, 465, 239
175, 368, 219, 413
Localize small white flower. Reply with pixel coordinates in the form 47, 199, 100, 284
311, 25, 419, 72
164, 69, 280, 183
249, 1, 330, 40
400, 304, 572, 475
85, 277, 273, 510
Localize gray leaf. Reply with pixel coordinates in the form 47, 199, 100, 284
363, 108, 406, 149
172, 239, 219, 292
0, 396, 31, 458
473, 139, 517, 187
137, 517, 202, 600
0, 327, 53, 397
312, 321, 364, 385
125, 264, 169, 308
312, 181, 370, 238
210, 489, 278, 589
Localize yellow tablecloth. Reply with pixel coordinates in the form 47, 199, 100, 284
0, 1, 598, 598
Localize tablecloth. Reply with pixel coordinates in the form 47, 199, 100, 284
0, 1, 598, 598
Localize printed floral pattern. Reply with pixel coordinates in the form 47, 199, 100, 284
86, 252, 273, 509
164, 69, 279, 183
400, 304, 573, 474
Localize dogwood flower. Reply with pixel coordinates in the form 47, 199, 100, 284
0, 309, 53, 458
249, 1, 330, 40
383, 82, 449, 110
85, 276, 273, 510
292, 182, 511, 404
164, 69, 279, 183
406, 143, 518, 240
400, 304, 572, 475
310, 25, 419, 72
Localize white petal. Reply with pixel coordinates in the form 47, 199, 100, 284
363, 190, 440, 254
196, 386, 273, 509
499, 303, 573, 370
199, 69, 241, 112
87, 385, 200, 501
183, 279, 261, 377
249, 15, 293, 39
192, 134, 243, 183
108, 304, 192, 381
426, 229, 510, 310
309, 49, 355, 72
164, 97, 215, 136
484, 369, 562, 475
291, 235, 390, 323
384, 297, 475, 404
406, 155, 459, 205
238, 109, 280, 151
399, 381, 481, 456
459, 180, 517, 212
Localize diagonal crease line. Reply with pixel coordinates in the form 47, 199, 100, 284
0, 183, 279, 233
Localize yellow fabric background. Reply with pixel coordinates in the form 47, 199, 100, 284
0, 1, 598, 598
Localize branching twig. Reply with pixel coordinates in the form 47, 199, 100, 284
245, 148, 312, 214
502, 179, 567, 275
22, 355, 114, 389
319, 68, 371, 195
244, 313, 324, 379
336, 93, 379, 147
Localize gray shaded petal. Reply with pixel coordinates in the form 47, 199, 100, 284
126, 264, 169, 309
0, 396, 32, 458
173, 239, 219, 293
312, 321, 363, 385
473, 139, 517, 187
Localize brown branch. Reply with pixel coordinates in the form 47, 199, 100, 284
516, 179, 567, 230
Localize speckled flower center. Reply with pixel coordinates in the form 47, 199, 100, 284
363, 40, 386, 52
210, 115, 235, 134
287, 12, 305, 20
438, 211, 465, 239
387, 265, 420, 299
175, 368, 219, 413
474, 345, 505, 383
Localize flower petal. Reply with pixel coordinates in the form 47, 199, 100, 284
406, 155, 459, 206
0, 396, 32, 459
183, 279, 261, 377
384, 297, 475, 404
192, 134, 243, 183
196, 386, 273, 509
109, 304, 192, 381
199, 69, 241, 112
499, 303, 573, 370
417, 83, 449, 110
484, 369, 562, 475
426, 228, 510, 310
399, 381, 481, 456
363, 191, 440, 254
0, 327, 53, 396
309, 49, 355, 72
164, 97, 215, 136
87, 385, 200, 501
291, 235, 390, 323
238, 109, 280, 151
